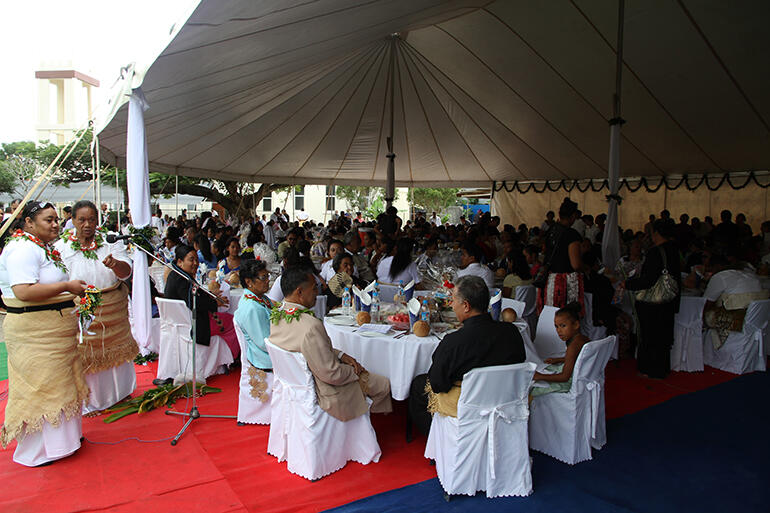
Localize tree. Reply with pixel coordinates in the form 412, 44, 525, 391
336, 186, 384, 214
411, 187, 460, 214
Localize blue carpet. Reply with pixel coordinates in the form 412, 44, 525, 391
327, 372, 770, 513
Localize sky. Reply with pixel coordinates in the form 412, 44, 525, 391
0, 0, 195, 144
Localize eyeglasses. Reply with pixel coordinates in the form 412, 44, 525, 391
27, 202, 49, 216
255, 274, 270, 281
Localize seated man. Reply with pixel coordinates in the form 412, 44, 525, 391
703, 255, 769, 348
269, 266, 392, 421
456, 242, 494, 289
408, 276, 526, 437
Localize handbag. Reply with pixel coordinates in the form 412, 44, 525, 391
635, 246, 678, 304
533, 227, 563, 289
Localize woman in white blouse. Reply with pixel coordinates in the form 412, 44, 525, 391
376, 238, 422, 287
55, 200, 137, 414
0, 202, 88, 466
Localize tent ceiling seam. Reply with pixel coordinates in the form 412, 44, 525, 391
332, 41, 391, 182
568, 0, 724, 172
481, 6, 664, 176
676, 0, 770, 133
368, 42, 392, 183
435, 24, 605, 177
396, 47, 414, 183
397, 42, 453, 182
400, 41, 494, 182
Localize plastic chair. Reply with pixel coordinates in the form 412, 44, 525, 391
515, 285, 538, 337
233, 321, 272, 425
425, 363, 536, 498
703, 300, 769, 374
582, 292, 613, 359
265, 339, 381, 480
671, 296, 707, 372
155, 298, 234, 381
529, 336, 616, 464
533, 306, 565, 359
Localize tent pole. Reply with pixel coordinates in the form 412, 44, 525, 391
385, 35, 397, 209
115, 167, 121, 229
601, 0, 625, 270
175, 169, 179, 218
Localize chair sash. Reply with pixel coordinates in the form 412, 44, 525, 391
464, 399, 529, 480
577, 378, 603, 439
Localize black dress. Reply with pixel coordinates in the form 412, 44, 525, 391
625, 240, 681, 378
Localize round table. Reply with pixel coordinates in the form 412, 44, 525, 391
323, 317, 540, 400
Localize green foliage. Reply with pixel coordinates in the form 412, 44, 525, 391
365, 196, 386, 220
336, 186, 381, 213
411, 187, 460, 214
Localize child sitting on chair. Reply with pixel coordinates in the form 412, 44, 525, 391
532, 302, 589, 397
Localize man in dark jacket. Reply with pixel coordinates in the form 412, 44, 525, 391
408, 276, 526, 437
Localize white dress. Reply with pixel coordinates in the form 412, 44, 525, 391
0, 236, 82, 466
54, 232, 136, 414
376, 256, 422, 285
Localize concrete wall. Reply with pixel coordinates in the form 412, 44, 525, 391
492, 184, 770, 233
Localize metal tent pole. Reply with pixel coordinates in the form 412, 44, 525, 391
385, 34, 398, 209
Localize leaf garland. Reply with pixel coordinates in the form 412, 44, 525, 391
270, 304, 315, 325
61, 227, 106, 260
7, 230, 68, 272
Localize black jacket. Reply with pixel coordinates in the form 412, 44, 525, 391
163, 266, 219, 346
428, 313, 526, 393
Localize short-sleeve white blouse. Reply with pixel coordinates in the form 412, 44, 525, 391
0, 236, 69, 298
54, 231, 132, 289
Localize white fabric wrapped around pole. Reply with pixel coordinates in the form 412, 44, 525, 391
602, 124, 621, 270
127, 88, 153, 353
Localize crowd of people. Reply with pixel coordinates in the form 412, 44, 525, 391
1, 193, 768, 470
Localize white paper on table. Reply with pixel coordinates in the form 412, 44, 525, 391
357, 323, 392, 334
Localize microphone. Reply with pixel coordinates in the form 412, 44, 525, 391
105, 233, 134, 243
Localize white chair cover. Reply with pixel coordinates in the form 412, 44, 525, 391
671, 296, 708, 372
155, 298, 234, 382
501, 298, 526, 318
233, 322, 272, 425
265, 339, 381, 480
529, 336, 616, 464
582, 292, 613, 358
128, 296, 160, 355
378, 284, 399, 303
515, 285, 538, 336
313, 294, 327, 319
703, 300, 769, 374
424, 363, 536, 498
148, 265, 166, 292
534, 306, 566, 359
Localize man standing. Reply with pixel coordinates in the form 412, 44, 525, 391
430, 212, 442, 226
408, 276, 525, 436
270, 267, 392, 420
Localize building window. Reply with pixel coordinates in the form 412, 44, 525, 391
325, 185, 335, 211
262, 196, 272, 212
294, 186, 304, 211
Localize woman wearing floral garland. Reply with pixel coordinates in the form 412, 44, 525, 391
0, 201, 88, 466
54, 200, 137, 414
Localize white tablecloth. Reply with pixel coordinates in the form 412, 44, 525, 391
324, 318, 539, 401
218, 284, 243, 314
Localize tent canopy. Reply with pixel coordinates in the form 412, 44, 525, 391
97, 0, 770, 187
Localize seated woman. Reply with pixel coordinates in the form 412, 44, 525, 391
326, 252, 368, 309
233, 260, 273, 400
195, 233, 218, 269
164, 245, 240, 361
531, 303, 589, 397
377, 238, 422, 287
501, 248, 532, 298
319, 239, 345, 282
218, 237, 242, 276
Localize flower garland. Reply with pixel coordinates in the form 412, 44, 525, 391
270, 305, 315, 325
7, 230, 67, 272
61, 227, 105, 260
244, 292, 274, 309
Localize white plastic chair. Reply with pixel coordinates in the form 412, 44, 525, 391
156, 298, 234, 382
533, 306, 566, 360
671, 296, 707, 372
501, 298, 526, 319
703, 300, 769, 374
425, 363, 536, 498
529, 336, 616, 464
515, 285, 538, 337
582, 292, 614, 359
265, 339, 381, 480
233, 322, 272, 425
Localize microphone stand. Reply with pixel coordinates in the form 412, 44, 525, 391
125, 235, 236, 446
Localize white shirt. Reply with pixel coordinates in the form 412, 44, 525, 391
704, 270, 763, 302
585, 224, 600, 244
320, 259, 336, 282
297, 210, 309, 222
267, 274, 322, 303
0, 236, 69, 298
431, 216, 442, 226
376, 255, 422, 285
456, 262, 495, 289
571, 219, 587, 238
54, 230, 132, 289
64, 218, 75, 231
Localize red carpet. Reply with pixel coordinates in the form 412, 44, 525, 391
0, 359, 738, 513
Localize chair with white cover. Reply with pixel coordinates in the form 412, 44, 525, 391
671, 296, 708, 372
313, 294, 327, 319
515, 285, 538, 336
233, 322, 272, 425
533, 306, 565, 360
529, 336, 616, 464
582, 292, 614, 359
703, 300, 769, 374
501, 298, 526, 319
425, 362, 536, 498
378, 284, 399, 303
265, 339, 381, 480
156, 298, 234, 382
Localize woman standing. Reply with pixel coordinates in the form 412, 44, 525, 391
623, 220, 680, 379
0, 202, 88, 466
537, 198, 586, 315
55, 200, 137, 414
